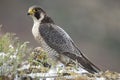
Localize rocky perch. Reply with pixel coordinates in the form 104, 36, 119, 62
0, 33, 120, 80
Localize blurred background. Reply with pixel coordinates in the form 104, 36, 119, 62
0, 0, 120, 72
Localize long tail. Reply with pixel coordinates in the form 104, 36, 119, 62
63, 51, 100, 73
77, 52, 100, 73
62, 40, 100, 73
73, 41, 100, 73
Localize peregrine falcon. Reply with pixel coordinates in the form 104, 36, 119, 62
27, 5, 100, 73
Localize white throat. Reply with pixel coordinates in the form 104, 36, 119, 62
32, 13, 44, 38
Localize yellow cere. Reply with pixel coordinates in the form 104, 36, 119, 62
28, 9, 35, 15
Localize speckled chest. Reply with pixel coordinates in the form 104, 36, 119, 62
32, 22, 59, 58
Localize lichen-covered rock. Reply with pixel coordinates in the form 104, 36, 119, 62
0, 33, 120, 80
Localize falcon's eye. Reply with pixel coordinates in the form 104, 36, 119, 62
35, 9, 38, 12
32, 9, 38, 13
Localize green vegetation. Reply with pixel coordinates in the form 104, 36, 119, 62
0, 33, 32, 76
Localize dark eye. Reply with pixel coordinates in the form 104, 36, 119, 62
34, 9, 38, 12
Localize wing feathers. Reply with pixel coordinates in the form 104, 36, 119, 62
39, 23, 100, 73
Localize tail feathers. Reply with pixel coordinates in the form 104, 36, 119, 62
77, 53, 100, 73
62, 52, 100, 73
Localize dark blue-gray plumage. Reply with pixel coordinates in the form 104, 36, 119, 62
27, 5, 101, 73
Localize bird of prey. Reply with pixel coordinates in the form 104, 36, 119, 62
27, 5, 100, 73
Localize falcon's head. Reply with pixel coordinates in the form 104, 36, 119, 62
27, 5, 54, 23
27, 5, 46, 22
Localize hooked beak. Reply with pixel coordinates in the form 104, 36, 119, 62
27, 9, 35, 15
